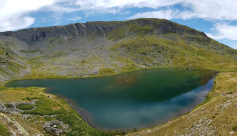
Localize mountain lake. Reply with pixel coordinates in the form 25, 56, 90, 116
5, 68, 218, 130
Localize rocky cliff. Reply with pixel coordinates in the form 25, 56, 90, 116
0, 18, 236, 85
0, 19, 207, 44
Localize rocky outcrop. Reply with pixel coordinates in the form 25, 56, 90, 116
42, 120, 69, 136
0, 100, 37, 114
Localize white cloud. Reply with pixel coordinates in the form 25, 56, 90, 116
43, 0, 184, 15
128, 9, 196, 20
185, 0, 237, 21
206, 23, 237, 40
55, 0, 237, 21
0, 16, 35, 32
129, 9, 178, 20
128, 0, 237, 21
2, 0, 237, 34
75, 0, 183, 10
68, 16, 82, 20
0, 0, 57, 32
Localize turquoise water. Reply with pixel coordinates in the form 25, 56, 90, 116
5, 69, 217, 130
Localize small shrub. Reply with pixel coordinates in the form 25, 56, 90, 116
232, 126, 237, 131
133, 128, 137, 132
57, 38, 64, 44
44, 116, 53, 121
25, 97, 43, 101
0, 87, 5, 91
21, 99, 62, 115
57, 124, 62, 129
49, 38, 56, 44
4, 104, 12, 108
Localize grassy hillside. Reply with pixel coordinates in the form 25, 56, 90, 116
0, 18, 236, 85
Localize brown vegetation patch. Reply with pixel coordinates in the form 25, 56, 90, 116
51, 107, 61, 111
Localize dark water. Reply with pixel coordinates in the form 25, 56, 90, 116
5, 69, 218, 130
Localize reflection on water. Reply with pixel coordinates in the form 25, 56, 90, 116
5, 69, 218, 130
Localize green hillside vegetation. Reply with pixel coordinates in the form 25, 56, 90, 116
0, 123, 10, 136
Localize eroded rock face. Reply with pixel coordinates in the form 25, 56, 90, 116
42, 120, 68, 136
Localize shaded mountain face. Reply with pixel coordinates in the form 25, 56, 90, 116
0, 18, 236, 85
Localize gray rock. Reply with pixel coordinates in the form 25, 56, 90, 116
42, 120, 68, 136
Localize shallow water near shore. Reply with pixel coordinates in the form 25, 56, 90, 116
5, 69, 218, 130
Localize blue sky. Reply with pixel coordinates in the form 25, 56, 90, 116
1, 0, 237, 49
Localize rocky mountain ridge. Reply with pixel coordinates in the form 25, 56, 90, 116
0, 18, 207, 45
0, 18, 236, 85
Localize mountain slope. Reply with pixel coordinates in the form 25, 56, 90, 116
0, 18, 236, 85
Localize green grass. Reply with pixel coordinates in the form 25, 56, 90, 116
0, 123, 10, 136
44, 116, 53, 121
21, 99, 64, 115
17, 104, 34, 110
99, 68, 115, 75
129, 24, 153, 35
107, 27, 127, 41
25, 96, 43, 101
20, 49, 41, 53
